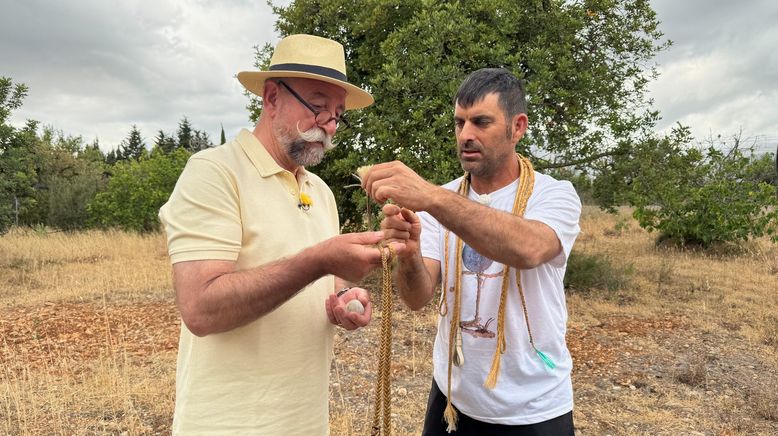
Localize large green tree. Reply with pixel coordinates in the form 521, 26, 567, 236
0, 77, 39, 232
593, 128, 778, 247
254, 0, 668, 226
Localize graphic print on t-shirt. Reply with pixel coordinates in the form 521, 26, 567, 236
460, 244, 502, 338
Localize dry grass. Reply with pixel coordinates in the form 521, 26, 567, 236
1, 208, 777, 434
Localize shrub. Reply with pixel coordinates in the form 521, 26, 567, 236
564, 250, 633, 294
87, 147, 190, 232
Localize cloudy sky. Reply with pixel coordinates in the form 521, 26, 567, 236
2, 0, 776, 154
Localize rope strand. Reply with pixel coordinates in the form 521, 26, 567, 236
371, 244, 396, 435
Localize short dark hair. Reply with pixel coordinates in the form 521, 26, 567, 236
454, 68, 527, 120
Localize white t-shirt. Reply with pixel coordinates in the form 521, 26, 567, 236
419, 171, 581, 425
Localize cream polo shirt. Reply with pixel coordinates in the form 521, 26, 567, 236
159, 128, 339, 435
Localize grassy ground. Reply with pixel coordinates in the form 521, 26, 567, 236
1, 208, 776, 435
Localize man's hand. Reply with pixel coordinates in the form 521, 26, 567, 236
325, 287, 372, 330
361, 161, 438, 211
380, 203, 421, 259
314, 231, 404, 283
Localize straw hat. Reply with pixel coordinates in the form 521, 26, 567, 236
237, 34, 374, 110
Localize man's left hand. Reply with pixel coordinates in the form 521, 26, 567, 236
325, 287, 372, 330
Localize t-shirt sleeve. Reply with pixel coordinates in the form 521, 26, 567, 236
158, 157, 242, 264
418, 211, 442, 262
524, 178, 581, 268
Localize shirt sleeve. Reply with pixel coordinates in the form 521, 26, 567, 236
158, 156, 242, 263
524, 177, 582, 268
418, 211, 442, 262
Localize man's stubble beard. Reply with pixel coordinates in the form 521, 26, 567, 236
274, 121, 334, 167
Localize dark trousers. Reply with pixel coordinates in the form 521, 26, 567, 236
422, 380, 575, 436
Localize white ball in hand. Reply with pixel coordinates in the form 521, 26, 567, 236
346, 299, 365, 314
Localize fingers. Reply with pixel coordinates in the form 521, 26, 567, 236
399, 207, 420, 225
362, 161, 406, 204
382, 203, 401, 216
349, 230, 385, 245
327, 288, 372, 330
325, 294, 337, 324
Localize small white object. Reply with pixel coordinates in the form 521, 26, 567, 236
477, 193, 491, 205
346, 299, 365, 314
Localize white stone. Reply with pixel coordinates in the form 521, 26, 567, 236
346, 299, 365, 314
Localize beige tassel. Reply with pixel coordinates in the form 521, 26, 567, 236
443, 401, 459, 433
484, 345, 502, 389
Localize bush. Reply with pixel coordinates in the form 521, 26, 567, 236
87, 147, 190, 232
564, 250, 633, 294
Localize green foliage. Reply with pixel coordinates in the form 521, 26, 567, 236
177, 116, 212, 152
255, 0, 669, 226
31, 127, 107, 230
87, 147, 191, 232
0, 77, 39, 233
744, 150, 778, 189
118, 124, 147, 161
593, 128, 778, 247
155, 130, 178, 154
48, 170, 106, 230
564, 250, 633, 294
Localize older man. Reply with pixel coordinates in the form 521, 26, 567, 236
364, 68, 581, 435
159, 34, 395, 434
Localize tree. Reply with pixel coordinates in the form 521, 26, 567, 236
593, 127, 778, 247
177, 116, 194, 151
220, 123, 226, 145
256, 0, 669, 226
119, 124, 147, 161
0, 77, 39, 232
190, 129, 212, 152
88, 147, 191, 232
30, 127, 107, 230
155, 130, 178, 154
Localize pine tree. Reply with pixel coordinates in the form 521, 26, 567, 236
220, 123, 226, 145
155, 130, 178, 154
120, 125, 146, 161
190, 129, 212, 152
177, 117, 194, 152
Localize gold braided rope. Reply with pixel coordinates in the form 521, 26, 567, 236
441, 154, 536, 432
371, 243, 395, 435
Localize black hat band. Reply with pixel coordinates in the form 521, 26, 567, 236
269, 63, 348, 83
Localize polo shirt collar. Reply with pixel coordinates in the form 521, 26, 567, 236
236, 128, 312, 184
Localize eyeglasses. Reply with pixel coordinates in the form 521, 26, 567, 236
277, 80, 350, 129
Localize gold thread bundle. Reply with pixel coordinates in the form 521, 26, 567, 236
371, 243, 396, 435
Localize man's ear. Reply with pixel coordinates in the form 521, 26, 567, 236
511, 113, 529, 143
262, 80, 281, 116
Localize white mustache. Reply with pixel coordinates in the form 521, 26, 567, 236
297, 124, 334, 150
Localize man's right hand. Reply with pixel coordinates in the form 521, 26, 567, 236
316, 231, 404, 283
380, 204, 421, 259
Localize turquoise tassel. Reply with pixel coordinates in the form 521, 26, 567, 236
535, 348, 556, 370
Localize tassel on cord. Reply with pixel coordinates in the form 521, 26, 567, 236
483, 345, 502, 389
534, 347, 556, 370
443, 402, 459, 433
